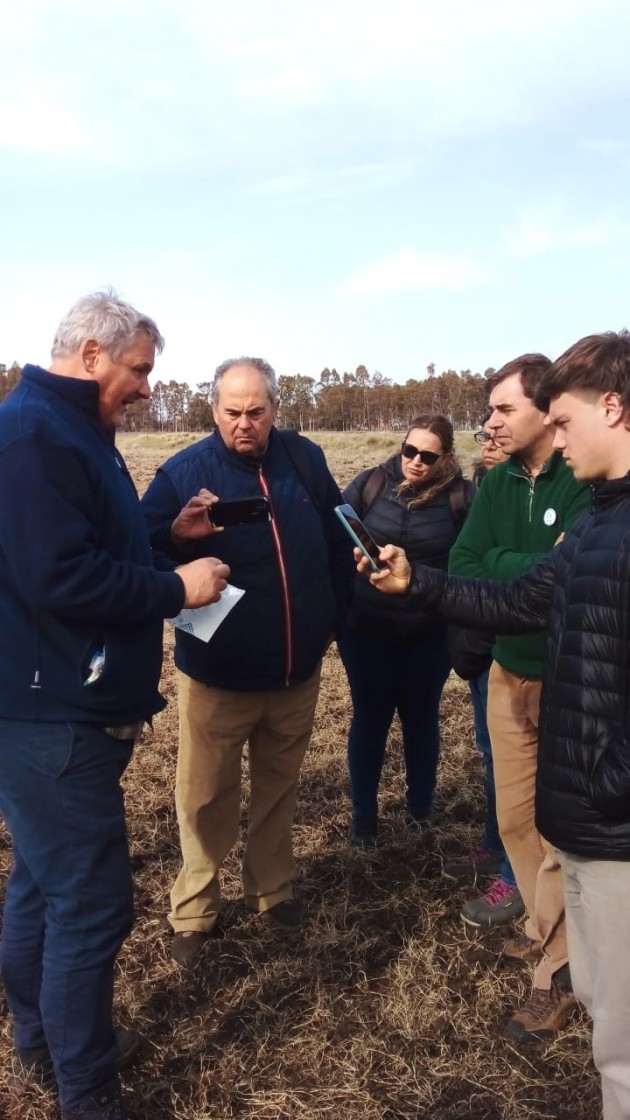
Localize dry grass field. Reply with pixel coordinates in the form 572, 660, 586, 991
0, 432, 600, 1119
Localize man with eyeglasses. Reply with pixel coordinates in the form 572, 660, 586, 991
446, 354, 588, 1043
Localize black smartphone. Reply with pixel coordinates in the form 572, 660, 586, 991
208, 496, 272, 527
334, 503, 384, 572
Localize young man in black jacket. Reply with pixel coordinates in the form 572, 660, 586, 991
357, 330, 630, 1120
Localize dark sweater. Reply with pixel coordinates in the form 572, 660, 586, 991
343, 455, 473, 641
0, 365, 184, 723
448, 451, 589, 678
141, 426, 354, 690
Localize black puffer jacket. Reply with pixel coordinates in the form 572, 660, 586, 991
404, 476, 630, 858
343, 455, 473, 641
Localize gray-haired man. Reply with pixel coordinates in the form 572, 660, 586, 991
0, 292, 229, 1120
142, 358, 354, 966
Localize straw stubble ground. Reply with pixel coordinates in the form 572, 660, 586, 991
0, 432, 600, 1119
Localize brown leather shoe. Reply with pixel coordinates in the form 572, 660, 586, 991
501, 932, 544, 964
171, 925, 224, 967
504, 966, 577, 1043
261, 899, 305, 932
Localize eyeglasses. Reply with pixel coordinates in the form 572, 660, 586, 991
474, 430, 500, 446
401, 442, 442, 465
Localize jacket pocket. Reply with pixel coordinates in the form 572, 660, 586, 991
590, 733, 630, 820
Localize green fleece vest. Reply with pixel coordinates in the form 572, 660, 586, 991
448, 451, 590, 679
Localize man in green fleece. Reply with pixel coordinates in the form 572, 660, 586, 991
448, 353, 589, 1043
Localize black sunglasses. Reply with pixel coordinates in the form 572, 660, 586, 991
401, 442, 441, 465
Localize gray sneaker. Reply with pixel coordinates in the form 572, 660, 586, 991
442, 844, 504, 883
460, 878, 525, 928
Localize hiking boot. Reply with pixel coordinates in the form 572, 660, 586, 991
113, 1029, 141, 1070
407, 812, 432, 837
460, 878, 525, 928
502, 932, 544, 965
13, 1029, 140, 1091
171, 924, 225, 967
262, 899, 305, 932
12, 1044, 55, 1090
504, 965, 577, 1044
442, 844, 504, 883
61, 1080, 134, 1119
348, 816, 378, 848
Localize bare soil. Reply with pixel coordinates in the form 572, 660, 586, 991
0, 433, 600, 1120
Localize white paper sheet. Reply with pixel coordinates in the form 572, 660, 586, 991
167, 584, 245, 643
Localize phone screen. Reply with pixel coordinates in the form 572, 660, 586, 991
334, 504, 384, 571
209, 497, 271, 527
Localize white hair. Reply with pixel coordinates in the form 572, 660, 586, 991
51, 289, 164, 360
211, 357, 278, 406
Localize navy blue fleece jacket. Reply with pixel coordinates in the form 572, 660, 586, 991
0, 365, 184, 723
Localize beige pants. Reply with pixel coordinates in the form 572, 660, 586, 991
169, 665, 321, 932
561, 852, 630, 1120
487, 661, 567, 988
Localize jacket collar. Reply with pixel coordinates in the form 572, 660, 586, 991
23, 363, 103, 422
507, 449, 563, 480
592, 473, 630, 506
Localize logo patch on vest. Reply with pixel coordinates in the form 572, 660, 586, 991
543, 507, 557, 527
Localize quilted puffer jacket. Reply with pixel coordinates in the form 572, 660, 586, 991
404, 475, 630, 859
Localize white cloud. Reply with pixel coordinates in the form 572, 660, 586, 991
508, 206, 617, 257
0, 88, 87, 153
250, 162, 414, 198
339, 248, 490, 297
3, 1, 630, 169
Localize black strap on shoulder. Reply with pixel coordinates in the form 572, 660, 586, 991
357, 466, 387, 517
448, 477, 472, 527
276, 428, 325, 512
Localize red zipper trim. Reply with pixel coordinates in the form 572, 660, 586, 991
259, 469, 293, 685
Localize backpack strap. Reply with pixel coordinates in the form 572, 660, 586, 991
276, 428, 326, 513
357, 466, 387, 518
448, 477, 473, 528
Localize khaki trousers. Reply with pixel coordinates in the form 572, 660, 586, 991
561, 852, 630, 1120
486, 661, 567, 989
169, 665, 321, 932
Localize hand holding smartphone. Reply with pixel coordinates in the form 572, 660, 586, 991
334, 503, 385, 571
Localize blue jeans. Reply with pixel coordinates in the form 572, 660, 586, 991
469, 673, 515, 886
0, 720, 134, 1111
338, 628, 452, 820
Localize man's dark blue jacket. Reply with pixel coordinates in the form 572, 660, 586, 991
141, 427, 354, 691
0, 365, 184, 724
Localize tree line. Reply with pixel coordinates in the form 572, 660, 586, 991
0, 362, 495, 432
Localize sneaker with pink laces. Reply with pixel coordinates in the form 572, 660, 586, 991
460, 877, 525, 928
442, 844, 504, 883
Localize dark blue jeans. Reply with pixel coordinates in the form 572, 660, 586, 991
469, 673, 515, 886
0, 720, 134, 1111
338, 628, 452, 820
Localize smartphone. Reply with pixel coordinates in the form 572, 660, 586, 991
208, 496, 272, 527
334, 503, 384, 572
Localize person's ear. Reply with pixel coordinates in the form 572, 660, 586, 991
80, 339, 100, 374
602, 391, 624, 426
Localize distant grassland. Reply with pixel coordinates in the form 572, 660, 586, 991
119, 429, 480, 492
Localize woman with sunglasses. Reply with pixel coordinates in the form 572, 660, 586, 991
339, 414, 474, 847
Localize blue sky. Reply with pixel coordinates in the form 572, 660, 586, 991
2, 0, 630, 387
